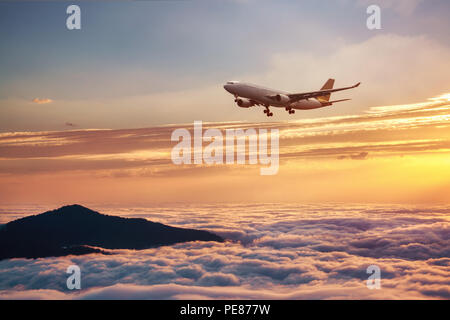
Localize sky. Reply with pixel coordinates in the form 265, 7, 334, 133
1, 0, 449, 130
0, 0, 449, 205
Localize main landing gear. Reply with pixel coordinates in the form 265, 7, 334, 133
285, 107, 295, 114
264, 106, 273, 117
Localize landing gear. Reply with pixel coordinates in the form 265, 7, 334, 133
264, 106, 273, 117
285, 107, 295, 114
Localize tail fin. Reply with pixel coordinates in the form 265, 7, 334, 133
321, 78, 335, 90
317, 78, 335, 102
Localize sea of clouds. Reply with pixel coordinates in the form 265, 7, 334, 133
0, 203, 449, 299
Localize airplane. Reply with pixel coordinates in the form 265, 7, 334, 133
223, 79, 360, 117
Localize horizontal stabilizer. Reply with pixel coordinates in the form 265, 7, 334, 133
320, 98, 351, 107
329, 98, 351, 104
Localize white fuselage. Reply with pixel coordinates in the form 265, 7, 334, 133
223, 81, 323, 110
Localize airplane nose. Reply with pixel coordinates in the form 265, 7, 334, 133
224, 84, 231, 92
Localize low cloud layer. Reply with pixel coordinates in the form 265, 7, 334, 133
0, 204, 448, 299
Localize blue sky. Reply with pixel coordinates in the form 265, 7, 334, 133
0, 0, 449, 130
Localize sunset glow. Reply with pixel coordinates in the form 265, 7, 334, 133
0, 0, 449, 302
0, 93, 449, 205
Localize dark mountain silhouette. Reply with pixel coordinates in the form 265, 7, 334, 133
0, 204, 223, 260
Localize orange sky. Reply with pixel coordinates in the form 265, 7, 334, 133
0, 93, 449, 205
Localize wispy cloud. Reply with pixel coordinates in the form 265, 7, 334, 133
1, 93, 449, 174
0, 93, 448, 204
31, 98, 53, 105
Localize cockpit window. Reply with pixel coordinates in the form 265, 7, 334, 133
227, 81, 239, 84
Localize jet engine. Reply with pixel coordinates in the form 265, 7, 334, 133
274, 94, 290, 103
235, 97, 253, 108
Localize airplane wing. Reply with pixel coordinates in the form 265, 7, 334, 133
285, 82, 361, 103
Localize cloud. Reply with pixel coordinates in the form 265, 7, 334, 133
0, 91, 448, 204
31, 98, 53, 105
0, 93, 449, 176
249, 34, 450, 110
337, 152, 369, 160
4, 32, 448, 132
0, 204, 448, 299
197, 273, 240, 286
